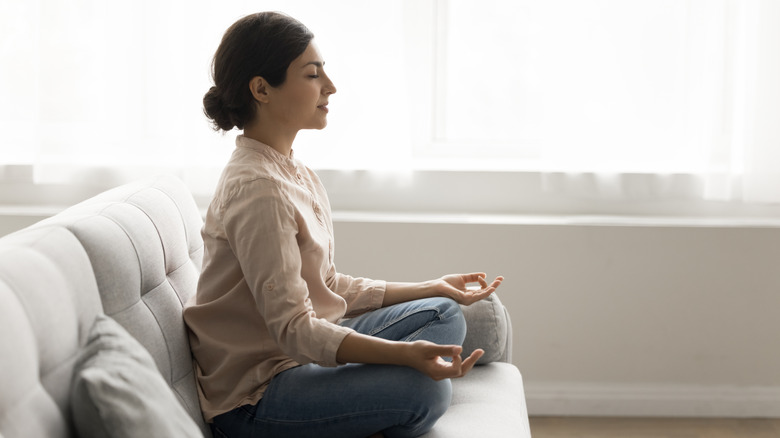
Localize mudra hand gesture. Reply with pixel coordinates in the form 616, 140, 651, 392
432, 272, 504, 306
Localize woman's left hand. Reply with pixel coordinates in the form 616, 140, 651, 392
433, 272, 504, 306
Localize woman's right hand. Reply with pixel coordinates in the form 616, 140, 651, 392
400, 340, 484, 381
337, 333, 483, 381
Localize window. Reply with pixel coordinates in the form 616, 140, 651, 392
2, 0, 780, 207
428, 0, 725, 172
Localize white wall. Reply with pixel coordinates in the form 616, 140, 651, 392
2, 208, 779, 417
332, 217, 780, 417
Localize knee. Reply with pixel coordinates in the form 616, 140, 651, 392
419, 376, 452, 420
387, 372, 452, 438
418, 377, 452, 427
434, 298, 466, 344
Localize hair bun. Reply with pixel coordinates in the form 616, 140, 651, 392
203, 85, 236, 131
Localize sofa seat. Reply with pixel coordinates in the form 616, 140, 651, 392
424, 363, 530, 437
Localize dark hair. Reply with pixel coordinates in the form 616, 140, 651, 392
203, 12, 314, 131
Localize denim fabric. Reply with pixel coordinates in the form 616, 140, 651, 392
211, 297, 466, 438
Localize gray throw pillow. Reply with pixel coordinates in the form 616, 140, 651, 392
70, 314, 203, 438
460, 293, 509, 364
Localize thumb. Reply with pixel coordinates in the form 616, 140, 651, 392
425, 343, 462, 358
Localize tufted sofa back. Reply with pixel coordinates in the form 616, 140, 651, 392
0, 227, 103, 437
0, 175, 208, 437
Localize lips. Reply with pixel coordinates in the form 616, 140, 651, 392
317, 102, 329, 113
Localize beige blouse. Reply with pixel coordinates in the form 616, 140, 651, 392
183, 135, 386, 421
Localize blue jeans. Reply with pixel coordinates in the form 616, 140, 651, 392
211, 297, 466, 438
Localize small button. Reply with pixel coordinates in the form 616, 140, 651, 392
296, 173, 303, 180
265, 283, 275, 291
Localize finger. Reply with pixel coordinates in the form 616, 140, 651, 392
425, 353, 465, 381
441, 353, 465, 380
462, 272, 486, 285
452, 352, 463, 370
476, 286, 496, 299
464, 287, 493, 305
470, 274, 502, 291
460, 349, 484, 376
462, 286, 496, 305
425, 343, 462, 359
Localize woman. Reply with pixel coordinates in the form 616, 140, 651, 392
183, 12, 503, 438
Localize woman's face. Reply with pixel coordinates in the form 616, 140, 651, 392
266, 42, 337, 132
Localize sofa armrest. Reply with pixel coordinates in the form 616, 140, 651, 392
459, 293, 512, 364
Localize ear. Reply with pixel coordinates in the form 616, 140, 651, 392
249, 76, 270, 104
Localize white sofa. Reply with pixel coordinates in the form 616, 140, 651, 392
0, 175, 530, 437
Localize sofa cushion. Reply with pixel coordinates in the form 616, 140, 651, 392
460, 293, 510, 364
71, 314, 204, 438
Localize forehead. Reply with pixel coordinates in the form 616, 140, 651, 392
292, 42, 324, 68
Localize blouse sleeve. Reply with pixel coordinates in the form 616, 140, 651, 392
325, 268, 386, 318
222, 178, 354, 367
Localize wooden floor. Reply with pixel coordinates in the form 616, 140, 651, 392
529, 417, 780, 438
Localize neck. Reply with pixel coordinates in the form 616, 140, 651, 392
243, 120, 297, 158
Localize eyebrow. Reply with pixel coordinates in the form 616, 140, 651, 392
302, 61, 324, 68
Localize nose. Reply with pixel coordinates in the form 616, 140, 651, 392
323, 73, 336, 95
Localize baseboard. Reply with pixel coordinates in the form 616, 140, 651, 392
524, 382, 780, 418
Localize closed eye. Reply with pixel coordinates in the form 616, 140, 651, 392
303, 60, 324, 79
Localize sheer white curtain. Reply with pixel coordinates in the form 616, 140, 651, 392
0, 0, 413, 194
736, 0, 780, 203
430, 0, 780, 203
1, 0, 779, 204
